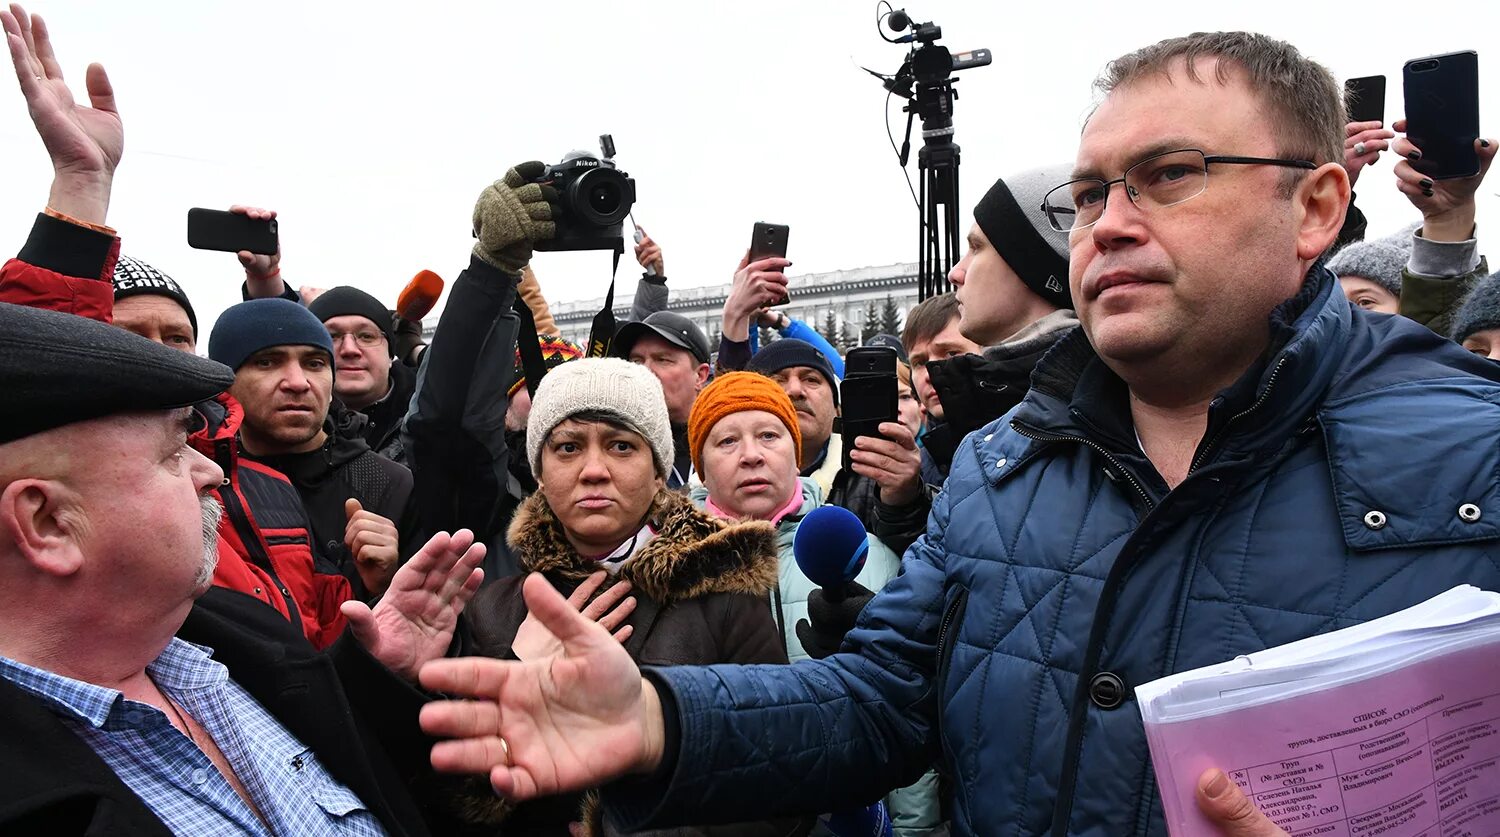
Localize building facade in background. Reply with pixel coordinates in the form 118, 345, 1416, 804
426, 262, 922, 351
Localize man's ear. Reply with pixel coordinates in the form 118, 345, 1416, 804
0, 480, 86, 578
1295, 162, 1352, 262
695, 363, 711, 389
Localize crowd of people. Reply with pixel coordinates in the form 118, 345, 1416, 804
2, 5, 1498, 836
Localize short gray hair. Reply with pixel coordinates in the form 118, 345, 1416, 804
1097, 32, 1345, 173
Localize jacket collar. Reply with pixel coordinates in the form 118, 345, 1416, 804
1012, 266, 1350, 467
507, 488, 780, 603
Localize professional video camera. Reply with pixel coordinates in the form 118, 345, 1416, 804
867, 5, 990, 299
532, 134, 636, 253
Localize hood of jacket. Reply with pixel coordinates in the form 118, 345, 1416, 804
507, 487, 779, 603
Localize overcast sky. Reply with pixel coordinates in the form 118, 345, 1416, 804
3, 0, 1496, 339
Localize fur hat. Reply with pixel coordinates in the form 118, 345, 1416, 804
1452, 273, 1500, 344
112, 256, 199, 337
688, 371, 802, 477
526, 357, 673, 479
973, 163, 1074, 309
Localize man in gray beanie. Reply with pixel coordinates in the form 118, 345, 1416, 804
1452, 273, 1500, 361
921, 163, 1082, 480
1327, 225, 1415, 315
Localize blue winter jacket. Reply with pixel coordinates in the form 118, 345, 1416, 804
603, 268, 1500, 836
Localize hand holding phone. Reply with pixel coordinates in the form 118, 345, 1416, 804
749, 222, 791, 306
1402, 51, 1481, 180
187, 207, 278, 256
842, 346, 923, 505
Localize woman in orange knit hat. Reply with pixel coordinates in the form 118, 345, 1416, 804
687, 372, 902, 664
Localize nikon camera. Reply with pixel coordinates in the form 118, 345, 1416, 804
532, 135, 636, 253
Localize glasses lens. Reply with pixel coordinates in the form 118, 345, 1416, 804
1126, 150, 1207, 210
1043, 181, 1105, 232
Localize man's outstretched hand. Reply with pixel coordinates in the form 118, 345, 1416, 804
2, 4, 121, 224
419, 572, 667, 801
342, 528, 485, 682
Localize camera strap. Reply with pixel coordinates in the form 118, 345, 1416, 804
585, 243, 625, 358
512, 293, 547, 400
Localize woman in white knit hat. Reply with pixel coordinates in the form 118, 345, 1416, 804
441, 358, 806, 837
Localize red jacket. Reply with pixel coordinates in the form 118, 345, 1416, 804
1, 212, 350, 647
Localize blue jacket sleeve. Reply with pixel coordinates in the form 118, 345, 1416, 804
782, 319, 845, 378
602, 485, 954, 829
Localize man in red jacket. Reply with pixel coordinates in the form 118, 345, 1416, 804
0, 11, 350, 647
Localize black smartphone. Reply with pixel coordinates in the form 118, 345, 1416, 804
749, 221, 790, 305
1345, 75, 1386, 125
841, 346, 899, 471
187, 208, 278, 255
1403, 51, 1481, 180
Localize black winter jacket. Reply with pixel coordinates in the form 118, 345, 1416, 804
246, 417, 418, 599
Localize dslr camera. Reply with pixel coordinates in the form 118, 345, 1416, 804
532, 134, 636, 252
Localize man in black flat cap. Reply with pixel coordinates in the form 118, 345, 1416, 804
0, 296, 481, 835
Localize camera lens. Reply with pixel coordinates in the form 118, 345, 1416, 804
589, 181, 622, 216
570, 168, 632, 225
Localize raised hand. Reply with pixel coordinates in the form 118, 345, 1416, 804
472, 162, 558, 275
722, 251, 791, 341
229, 205, 285, 297
2, 4, 121, 223
341, 528, 484, 681
344, 498, 401, 596
634, 226, 664, 276
1340, 120, 1394, 189
513, 571, 636, 661
419, 572, 666, 800
1391, 119, 1496, 242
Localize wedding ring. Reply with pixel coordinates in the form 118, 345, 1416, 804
1354, 142, 1367, 156
499, 736, 511, 766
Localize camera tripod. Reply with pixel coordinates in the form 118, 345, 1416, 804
874, 6, 989, 301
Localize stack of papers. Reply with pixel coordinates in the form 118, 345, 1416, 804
1136, 585, 1500, 836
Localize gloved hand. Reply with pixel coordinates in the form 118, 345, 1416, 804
472, 161, 558, 274
795, 581, 875, 659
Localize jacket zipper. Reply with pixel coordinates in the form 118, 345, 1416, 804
1187, 355, 1288, 475
214, 450, 302, 624
934, 587, 969, 785
1010, 422, 1156, 511
935, 588, 968, 682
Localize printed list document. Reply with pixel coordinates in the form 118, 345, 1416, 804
1136, 585, 1500, 837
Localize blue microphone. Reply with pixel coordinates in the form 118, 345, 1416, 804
793, 505, 870, 603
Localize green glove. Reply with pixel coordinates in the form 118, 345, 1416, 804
472, 161, 558, 274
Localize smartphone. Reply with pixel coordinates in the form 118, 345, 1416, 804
841, 346, 899, 471
1403, 51, 1481, 180
187, 208, 278, 255
1344, 75, 1386, 125
749, 221, 791, 305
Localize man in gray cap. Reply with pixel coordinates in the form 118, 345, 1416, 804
611, 310, 714, 488
0, 294, 482, 836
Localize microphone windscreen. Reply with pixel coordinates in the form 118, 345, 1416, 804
793, 504, 871, 590
396, 270, 444, 321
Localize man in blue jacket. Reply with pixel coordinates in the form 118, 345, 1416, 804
415, 32, 1500, 837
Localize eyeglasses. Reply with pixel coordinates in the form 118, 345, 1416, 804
327, 330, 385, 348
1040, 148, 1316, 233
